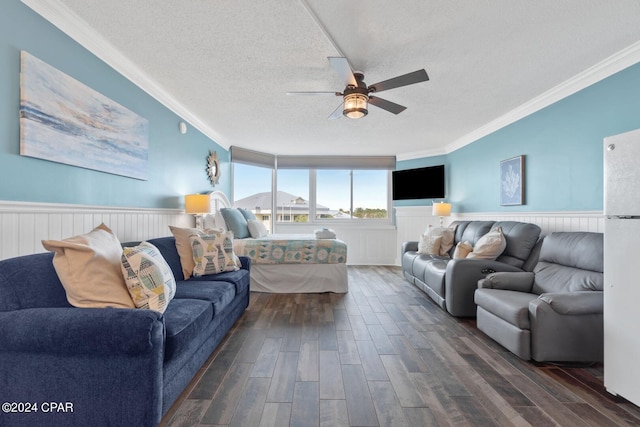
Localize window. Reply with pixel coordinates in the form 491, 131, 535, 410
276, 169, 309, 223
232, 163, 273, 232
232, 147, 393, 225
353, 170, 388, 219
316, 169, 351, 219
315, 169, 388, 220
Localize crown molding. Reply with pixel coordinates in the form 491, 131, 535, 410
397, 40, 640, 161
21, 0, 229, 149
443, 40, 640, 155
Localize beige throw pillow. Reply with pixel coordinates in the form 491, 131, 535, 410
42, 223, 135, 308
418, 226, 455, 256
418, 234, 442, 255
169, 225, 221, 280
453, 241, 473, 259
467, 226, 507, 260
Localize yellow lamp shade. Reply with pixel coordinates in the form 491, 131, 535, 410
184, 194, 211, 214
432, 202, 451, 217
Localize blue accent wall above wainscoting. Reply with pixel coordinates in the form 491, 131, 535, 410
0, 0, 229, 209
396, 62, 640, 213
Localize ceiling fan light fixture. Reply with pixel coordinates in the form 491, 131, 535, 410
343, 92, 368, 119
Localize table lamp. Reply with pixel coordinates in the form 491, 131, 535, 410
432, 202, 451, 227
185, 194, 211, 229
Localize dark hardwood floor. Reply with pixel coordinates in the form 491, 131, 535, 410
160, 266, 640, 427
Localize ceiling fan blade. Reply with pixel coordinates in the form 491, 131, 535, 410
368, 96, 407, 115
328, 102, 344, 120
287, 91, 340, 96
368, 69, 429, 93
328, 57, 357, 87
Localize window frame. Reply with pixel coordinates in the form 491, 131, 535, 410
231, 149, 394, 227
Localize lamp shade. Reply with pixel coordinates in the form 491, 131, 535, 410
432, 202, 451, 217
185, 194, 211, 214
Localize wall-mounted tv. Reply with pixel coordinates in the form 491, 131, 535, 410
392, 165, 445, 200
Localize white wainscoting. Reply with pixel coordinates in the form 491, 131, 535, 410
395, 206, 604, 264
0, 201, 193, 260
1, 201, 605, 267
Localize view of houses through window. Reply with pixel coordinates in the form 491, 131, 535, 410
233, 163, 389, 232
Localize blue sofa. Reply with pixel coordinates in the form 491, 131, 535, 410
0, 236, 250, 427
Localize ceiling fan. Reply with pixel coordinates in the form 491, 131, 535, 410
287, 57, 429, 120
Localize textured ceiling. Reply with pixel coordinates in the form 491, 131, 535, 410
27, 0, 640, 158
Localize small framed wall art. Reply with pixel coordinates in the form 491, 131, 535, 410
500, 155, 524, 206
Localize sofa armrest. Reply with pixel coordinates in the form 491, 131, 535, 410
478, 271, 535, 292
536, 291, 603, 315
401, 241, 419, 253
445, 259, 526, 317
529, 292, 604, 362
0, 307, 164, 356
0, 307, 166, 426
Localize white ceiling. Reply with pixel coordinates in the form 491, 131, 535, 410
25, 0, 640, 159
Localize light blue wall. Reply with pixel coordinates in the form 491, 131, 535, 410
0, 0, 229, 209
397, 62, 640, 213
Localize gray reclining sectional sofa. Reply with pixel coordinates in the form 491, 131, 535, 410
401, 220, 542, 317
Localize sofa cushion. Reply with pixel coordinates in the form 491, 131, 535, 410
146, 236, 184, 281
190, 232, 241, 276
422, 258, 449, 296
189, 268, 251, 296
474, 288, 537, 329
173, 280, 236, 316
42, 224, 135, 309
493, 221, 542, 269
0, 252, 70, 311
121, 242, 176, 313
532, 232, 604, 294
454, 221, 494, 248
467, 226, 506, 260
163, 298, 213, 361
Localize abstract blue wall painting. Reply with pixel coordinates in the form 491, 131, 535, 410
19, 51, 148, 180
500, 155, 524, 206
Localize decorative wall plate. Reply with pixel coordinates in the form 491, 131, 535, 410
207, 150, 220, 186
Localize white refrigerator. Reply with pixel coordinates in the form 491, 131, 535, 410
603, 128, 640, 406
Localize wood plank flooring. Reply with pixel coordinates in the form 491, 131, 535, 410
160, 266, 640, 427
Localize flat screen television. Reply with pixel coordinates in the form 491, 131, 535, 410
392, 165, 445, 200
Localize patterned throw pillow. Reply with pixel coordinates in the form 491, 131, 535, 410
190, 232, 241, 276
169, 225, 222, 280
121, 242, 176, 313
